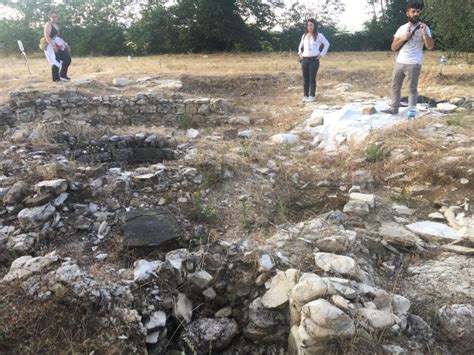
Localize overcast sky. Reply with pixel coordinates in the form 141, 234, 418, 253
286, 0, 371, 32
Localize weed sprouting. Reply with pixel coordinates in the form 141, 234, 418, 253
365, 143, 389, 163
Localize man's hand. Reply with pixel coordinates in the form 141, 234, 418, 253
420, 23, 427, 34
299, 53, 303, 60
53, 46, 59, 53
402, 31, 412, 41
420, 23, 435, 50
316, 55, 321, 59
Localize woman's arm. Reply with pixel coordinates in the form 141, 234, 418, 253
319, 33, 330, 57
44, 22, 58, 52
298, 34, 304, 55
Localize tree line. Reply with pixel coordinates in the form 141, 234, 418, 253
0, 0, 472, 56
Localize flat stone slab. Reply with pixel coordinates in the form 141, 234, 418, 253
122, 208, 182, 247
441, 244, 474, 256
406, 221, 459, 243
379, 222, 423, 247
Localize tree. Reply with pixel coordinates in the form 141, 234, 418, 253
424, 0, 474, 56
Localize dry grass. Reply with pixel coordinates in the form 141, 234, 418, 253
0, 284, 143, 354
1, 51, 473, 102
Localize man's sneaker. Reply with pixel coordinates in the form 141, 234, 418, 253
302, 96, 309, 102
307, 96, 315, 102
407, 110, 416, 119
381, 108, 398, 114
60, 76, 71, 81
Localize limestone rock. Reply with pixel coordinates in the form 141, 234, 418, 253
202, 287, 216, 301
289, 274, 336, 326
392, 295, 411, 315
352, 170, 374, 193
314, 234, 354, 253
7, 233, 36, 253
314, 253, 363, 281
133, 259, 162, 283
181, 318, 238, 353
145, 311, 167, 331
262, 269, 300, 309
186, 128, 200, 139
362, 105, 376, 115
349, 193, 375, 208
113, 77, 132, 86
379, 222, 423, 248
2, 251, 59, 282
436, 102, 457, 113
406, 221, 459, 243
244, 297, 288, 342
35, 179, 68, 195
173, 293, 193, 324
188, 270, 213, 289
17, 204, 55, 230
258, 253, 274, 272
215, 306, 232, 318
357, 308, 396, 329
271, 133, 301, 145
122, 208, 182, 247
165, 248, 188, 273
392, 204, 416, 216
343, 199, 370, 215
301, 299, 355, 340
3, 181, 28, 205
441, 244, 474, 256
406, 255, 474, 302
229, 116, 251, 125
438, 304, 474, 341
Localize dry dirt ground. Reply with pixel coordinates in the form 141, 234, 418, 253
0, 52, 473, 354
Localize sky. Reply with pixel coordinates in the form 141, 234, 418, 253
287, 0, 371, 32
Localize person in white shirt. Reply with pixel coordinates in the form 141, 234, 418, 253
298, 19, 330, 103
382, 0, 434, 118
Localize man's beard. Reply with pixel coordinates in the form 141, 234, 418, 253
409, 16, 419, 24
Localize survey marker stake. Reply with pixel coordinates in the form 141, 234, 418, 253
18, 40, 32, 75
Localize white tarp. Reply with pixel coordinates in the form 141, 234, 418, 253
298, 101, 443, 152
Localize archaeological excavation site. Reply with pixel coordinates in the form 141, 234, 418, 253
0, 72, 472, 355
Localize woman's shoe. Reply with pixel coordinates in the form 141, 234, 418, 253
302, 96, 309, 102
307, 96, 315, 102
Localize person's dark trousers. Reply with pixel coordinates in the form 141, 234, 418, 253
301, 57, 320, 97
51, 50, 72, 81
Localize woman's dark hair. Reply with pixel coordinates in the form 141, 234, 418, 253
407, 1, 424, 10
305, 18, 318, 38
48, 10, 57, 18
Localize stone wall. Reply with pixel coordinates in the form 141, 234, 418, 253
0, 89, 229, 131
64, 132, 177, 165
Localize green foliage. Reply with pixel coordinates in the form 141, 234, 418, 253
424, 0, 474, 54
446, 112, 469, 127
365, 143, 389, 163
178, 113, 192, 130
240, 198, 251, 230
271, 197, 288, 225
239, 141, 251, 158
0, 20, 41, 54
189, 190, 216, 222
1, 0, 470, 56
390, 190, 412, 204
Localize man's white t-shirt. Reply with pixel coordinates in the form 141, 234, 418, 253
394, 22, 432, 65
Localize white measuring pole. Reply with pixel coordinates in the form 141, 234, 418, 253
17, 40, 32, 75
